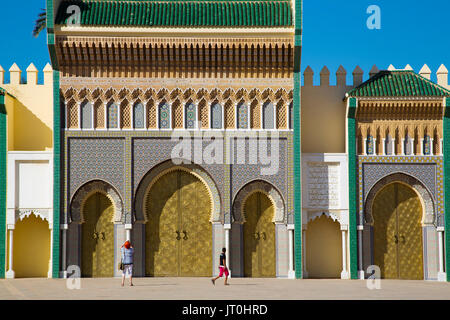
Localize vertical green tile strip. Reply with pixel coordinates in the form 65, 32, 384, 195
47, 0, 61, 278
293, 0, 302, 279
0, 93, 6, 278
444, 97, 450, 282
347, 97, 358, 279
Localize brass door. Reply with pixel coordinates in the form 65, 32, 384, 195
373, 183, 423, 280
146, 171, 180, 276
146, 170, 212, 277
81, 192, 114, 277
244, 192, 276, 277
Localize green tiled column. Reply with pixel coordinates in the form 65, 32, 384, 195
444, 97, 450, 282
0, 93, 6, 278
293, 0, 303, 279
47, 0, 61, 278
347, 97, 358, 279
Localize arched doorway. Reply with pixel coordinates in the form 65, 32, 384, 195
305, 215, 341, 278
372, 182, 424, 280
13, 213, 50, 278
81, 192, 115, 277
145, 169, 212, 276
243, 192, 276, 277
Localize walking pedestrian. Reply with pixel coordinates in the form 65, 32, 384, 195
211, 247, 229, 285
121, 240, 134, 287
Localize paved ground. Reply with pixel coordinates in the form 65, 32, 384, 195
0, 277, 449, 300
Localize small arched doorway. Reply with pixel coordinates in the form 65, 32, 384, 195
13, 213, 50, 278
81, 192, 115, 277
145, 169, 212, 277
243, 192, 276, 277
372, 182, 424, 280
306, 214, 342, 278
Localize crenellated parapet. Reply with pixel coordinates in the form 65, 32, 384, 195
0, 63, 54, 151
302, 64, 449, 88
0, 63, 53, 86
301, 64, 450, 155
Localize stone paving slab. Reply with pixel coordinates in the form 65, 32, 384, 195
0, 278, 449, 300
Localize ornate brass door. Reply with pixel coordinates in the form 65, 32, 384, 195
146, 170, 212, 277
81, 192, 114, 277
244, 192, 276, 277
146, 171, 180, 276
373, 183, 423, 280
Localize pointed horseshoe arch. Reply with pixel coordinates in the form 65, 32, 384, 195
70, 180, 124, 224
364, 173, 435, 226
232, 180, 285, 224
134, 160, 222, 223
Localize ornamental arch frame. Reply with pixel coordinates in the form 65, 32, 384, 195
232, 180, 286, 224
134, 160, 223, 223
364, 172, 435, 227
70, 180, 124, 224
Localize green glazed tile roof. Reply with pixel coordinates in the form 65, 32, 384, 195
55, 0, 293, 27
347, 70, 450, 98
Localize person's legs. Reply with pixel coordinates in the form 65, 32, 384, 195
211, 267, 224, 285
121, 273, 125, 286
224, 268, 229, 285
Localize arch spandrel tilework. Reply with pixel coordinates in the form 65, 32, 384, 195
364, 173, 435, 226
70, 180, 124, 224
358, 156, 444, 227
232, 180, 285, 224
68, 138, 126, 203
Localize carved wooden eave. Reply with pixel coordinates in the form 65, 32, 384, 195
356, 99, 444, 121
55, 35, 294, 79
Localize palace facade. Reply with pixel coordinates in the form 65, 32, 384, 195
0, 0, 450, 281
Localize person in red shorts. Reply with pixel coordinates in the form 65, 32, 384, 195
211, 247, 229, 286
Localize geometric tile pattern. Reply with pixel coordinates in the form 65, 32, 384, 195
185, 103, 196, 129
107, 103, 119, 129
81, 101, 93, 129
237, 103, 248, 129
133, 102, 145, 129
263, 102, 274, 129
231, 138, 288, 208
211, 103, 222, 129
159, 102, 171, 129
68, 138, 125, 203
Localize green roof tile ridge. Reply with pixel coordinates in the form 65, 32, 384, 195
347, 70, 450, 98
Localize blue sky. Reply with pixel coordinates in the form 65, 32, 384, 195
0, 0, 448, 84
